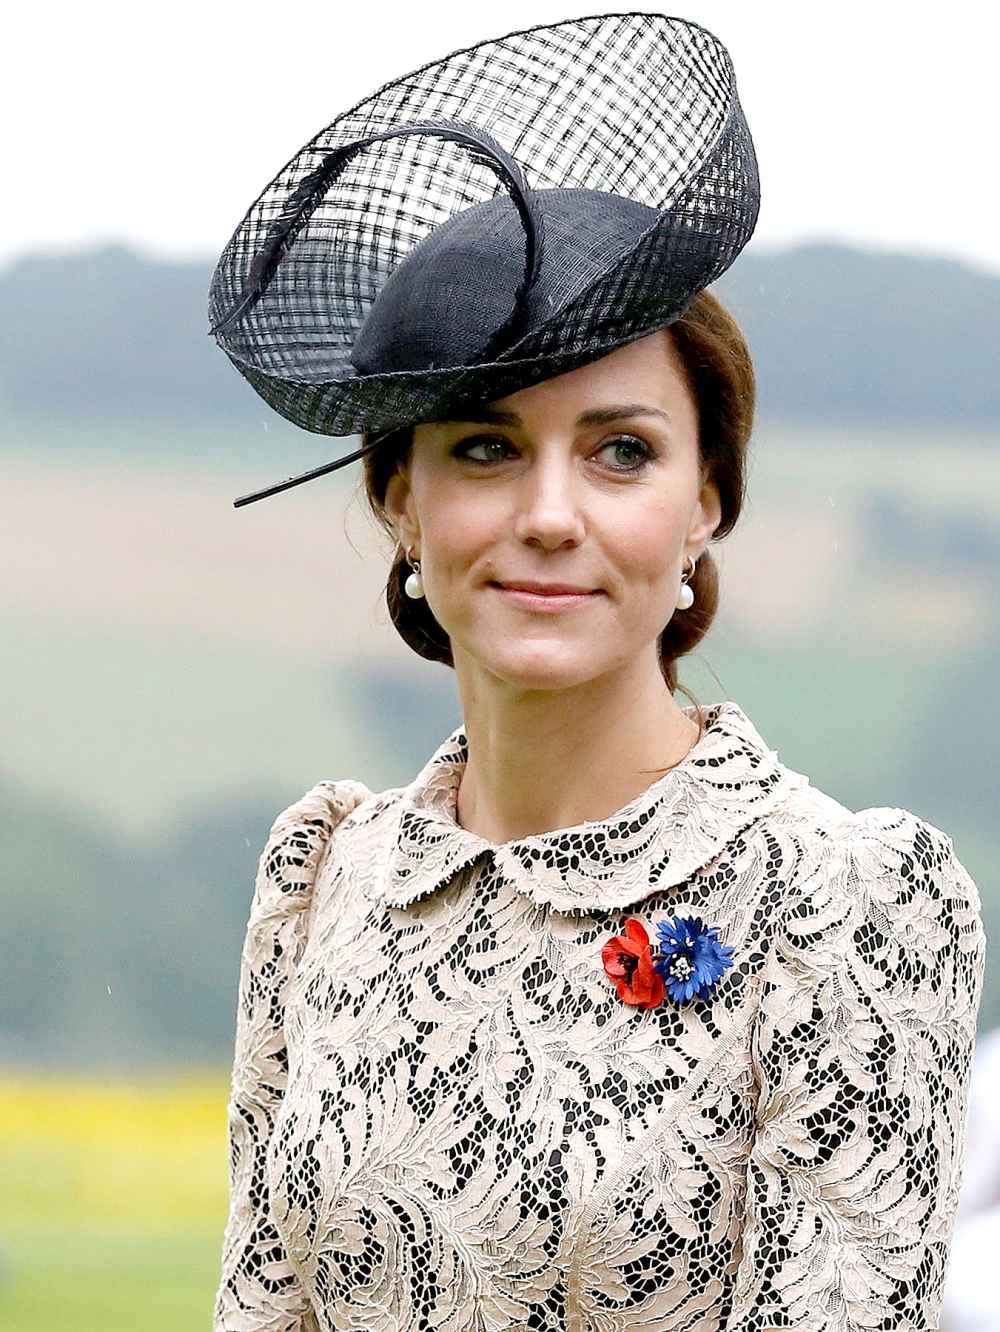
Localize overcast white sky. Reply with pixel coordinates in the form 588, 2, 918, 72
6, 1, 998, 274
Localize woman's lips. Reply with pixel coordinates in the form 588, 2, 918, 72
490, 583, 602, 613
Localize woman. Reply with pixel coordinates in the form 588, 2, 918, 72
208, 14, 986, 1331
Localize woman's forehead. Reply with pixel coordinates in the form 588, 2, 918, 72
420, 333, 691, 434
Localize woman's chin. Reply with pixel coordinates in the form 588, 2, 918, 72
474, 642, 605, 692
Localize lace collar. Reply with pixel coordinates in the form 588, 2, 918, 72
372, 700, 811, 914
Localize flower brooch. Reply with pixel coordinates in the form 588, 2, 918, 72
601, 914, 735, 1008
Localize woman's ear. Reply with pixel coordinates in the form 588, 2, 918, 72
688, 474, 722, 550
383, 462, 420, 553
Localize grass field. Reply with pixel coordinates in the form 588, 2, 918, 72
0, 1070, 229, 1330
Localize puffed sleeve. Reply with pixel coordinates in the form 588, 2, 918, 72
213, 779, 372, 1332
723, 807, 987, 1332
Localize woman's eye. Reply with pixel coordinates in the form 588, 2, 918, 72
451, 435, 512, 464
597, 436, 654, 471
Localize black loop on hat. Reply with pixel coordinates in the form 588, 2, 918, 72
208, 118, 545, 346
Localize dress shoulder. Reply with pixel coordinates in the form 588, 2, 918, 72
773, 801, 986, 1029
253, 778, 374, 919
834, 804, 983, 962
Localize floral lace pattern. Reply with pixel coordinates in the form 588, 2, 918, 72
213, 701, 986, 1331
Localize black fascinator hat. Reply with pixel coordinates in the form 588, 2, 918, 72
208, 12, 760, 506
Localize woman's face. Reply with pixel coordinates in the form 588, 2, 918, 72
384, 328, 721, 692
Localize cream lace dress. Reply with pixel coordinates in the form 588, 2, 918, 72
212, 700, 986, 1331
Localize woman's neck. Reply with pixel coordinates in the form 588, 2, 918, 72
453, 656, 701, 844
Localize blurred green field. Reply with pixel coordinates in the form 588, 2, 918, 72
0, 1071, 228, 1330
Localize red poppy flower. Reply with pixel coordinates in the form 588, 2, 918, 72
601, 916, 666, 1008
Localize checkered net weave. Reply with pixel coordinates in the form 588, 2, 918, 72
207, 12, 759, 439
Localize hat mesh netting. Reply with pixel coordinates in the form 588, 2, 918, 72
207, 12, 759, 439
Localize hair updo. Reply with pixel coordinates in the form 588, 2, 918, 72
359, 288, 754, 724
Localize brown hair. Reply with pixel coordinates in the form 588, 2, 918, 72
359, 288, 754, 735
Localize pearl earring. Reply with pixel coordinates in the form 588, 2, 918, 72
676, 553, 696, 610
403, 545, 425, 599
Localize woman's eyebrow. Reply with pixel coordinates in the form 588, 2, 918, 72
456, 403, 672, 427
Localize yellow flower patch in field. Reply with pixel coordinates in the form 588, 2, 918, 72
0, 1067, 230, 1227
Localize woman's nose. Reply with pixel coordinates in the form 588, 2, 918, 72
511, 453, 587, 547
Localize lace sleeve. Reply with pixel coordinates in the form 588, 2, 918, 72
212, 779, 371, 1332
723, 808, 987, 1332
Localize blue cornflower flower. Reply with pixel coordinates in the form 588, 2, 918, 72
653, 914, 735, 1004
